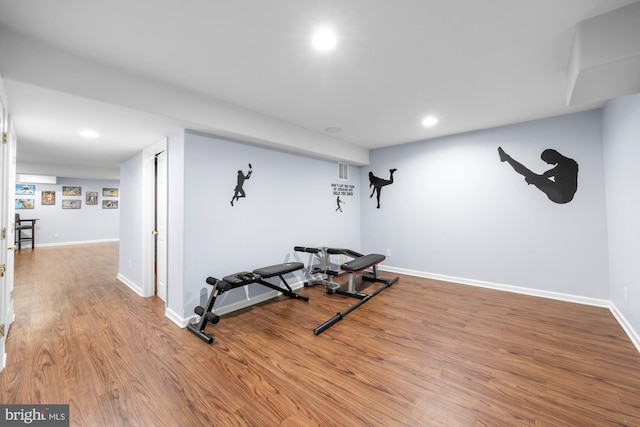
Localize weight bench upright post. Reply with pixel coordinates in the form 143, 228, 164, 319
293, 246, 341, 290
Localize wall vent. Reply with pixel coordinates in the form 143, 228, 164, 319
338, 162, 349, 181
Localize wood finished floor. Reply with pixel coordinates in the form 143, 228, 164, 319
1, 242, 639, 426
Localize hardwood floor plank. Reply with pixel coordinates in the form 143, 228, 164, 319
2, 243, 639, 426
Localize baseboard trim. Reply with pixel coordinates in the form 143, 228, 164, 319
180, 280, 307, 328
381, 265, 610, 307
117, 275, 308, 328
608, 303, 640, 353
381, 264, 639, 353
116, 273, 144, 297
36, 238, 119, 248
165, 306, 186, 328
116, 275, 186, 328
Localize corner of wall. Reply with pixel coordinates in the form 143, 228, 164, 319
116, 273, 144, 297
609, 302, 640, 353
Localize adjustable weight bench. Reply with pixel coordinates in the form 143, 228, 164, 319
187, 262, 307, 344
295, 246, 399, 334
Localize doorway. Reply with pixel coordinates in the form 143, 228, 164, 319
142, 138, 167, 302
154, 151, 167, 302
0, 92, 17, 372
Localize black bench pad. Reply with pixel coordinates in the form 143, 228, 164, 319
222, 262, 304, 286
253, 262, 304, 278
341, 254, 385, 272
223, 271, 256, 286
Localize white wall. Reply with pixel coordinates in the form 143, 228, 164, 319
118, 152, 145, 294
361, 110, 610, 301
603, 92, 640, 343
173, 131, 361, 321
16, 176, 119, 247
167, 131, 185, 319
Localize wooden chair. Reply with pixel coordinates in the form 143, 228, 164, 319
15, 213, 37, 250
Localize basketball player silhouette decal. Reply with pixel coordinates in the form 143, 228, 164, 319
231, 163, 253, 206
498, 147, 578, 204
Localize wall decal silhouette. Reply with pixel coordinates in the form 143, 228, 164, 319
498, 147, 578, 204
335, 196, 344, 212
369, 168, 397, 208
230, 163, 253, 206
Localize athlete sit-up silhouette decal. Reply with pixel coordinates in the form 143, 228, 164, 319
498, 147, 578, 204
231, 163, 253, 206
369, 168, 397, 208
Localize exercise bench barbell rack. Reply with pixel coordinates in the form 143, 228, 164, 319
295, 246, 399, 335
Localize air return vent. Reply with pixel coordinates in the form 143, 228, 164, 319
338, 162, 349, 181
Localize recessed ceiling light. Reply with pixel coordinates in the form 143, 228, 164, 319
422, 116, 438, 127
312, 29, 337, 51
79, 129, 99, 138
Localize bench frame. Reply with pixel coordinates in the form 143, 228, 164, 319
295, 246, 399, 335
187, 262, 308, 344
295, 246, 397, 299
335, 252, 393, 299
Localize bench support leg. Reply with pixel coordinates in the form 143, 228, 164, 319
257, 275, 309, 302
187, 284, 222, 344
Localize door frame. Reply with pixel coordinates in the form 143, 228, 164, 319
142, 138, 167, 299
0, 81, 16, 372
0, 80, 7, 371
154, 150, 167, 302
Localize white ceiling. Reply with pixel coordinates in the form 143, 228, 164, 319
0, 0, 638, 180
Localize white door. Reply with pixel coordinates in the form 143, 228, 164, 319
0, 85, 17, 372
155, 151, 167, 302
0, 81, 6, 371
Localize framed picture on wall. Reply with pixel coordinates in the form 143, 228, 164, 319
86, 192, 98, 205
62, 186, 81, 196
103, 188, 119, 197
16, 199, 35, 209
62, 199, 81, 209
102, 200, 118, 209
41, 191, 56, 205
16, 184, 35, 195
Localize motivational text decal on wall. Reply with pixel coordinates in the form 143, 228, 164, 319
331, 183, 355, 213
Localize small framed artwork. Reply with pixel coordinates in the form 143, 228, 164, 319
103, 188, 119, 197
86, 192, 98, 205
16, 199, 35, 209
102, 200, 118, 209
16, 184, 35, 195
41, 191, 56, 205
62, 199, 81, 209
62, 186, 81, 196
